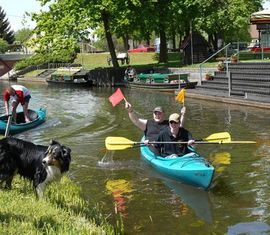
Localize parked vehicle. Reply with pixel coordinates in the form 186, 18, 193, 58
250, 47, 270, 52
128, 44, 155, 53
247, 39, 259, 49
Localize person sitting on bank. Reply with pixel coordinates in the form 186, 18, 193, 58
125, 101, 186, 142
124, 66, 137, 82
3, 85, 32, 123
154, 113, 195, 158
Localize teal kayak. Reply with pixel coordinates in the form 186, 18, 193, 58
140, 137, 214, 189
0, 108, 46, 135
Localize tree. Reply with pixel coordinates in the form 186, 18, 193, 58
15, 28, 32, 44
0, 38, 9, 53
195, 0, 263, 50
0, 7, 15, 44
32, 0, 134, 67
29, 0, 263, 67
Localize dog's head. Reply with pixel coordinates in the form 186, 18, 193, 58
42, 140, 71, 173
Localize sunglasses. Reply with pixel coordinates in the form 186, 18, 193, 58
169, 121, 179, 124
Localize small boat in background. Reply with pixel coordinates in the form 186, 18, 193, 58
0, 108, 46, 135
126, 72, 197, 92
46, 77, 93, 87
140, 137, 214, 189
46, 68, 93, 87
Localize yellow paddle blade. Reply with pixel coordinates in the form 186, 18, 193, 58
105, 136, 136, 150
204, 132, 231, 142
226, 141, 256, 144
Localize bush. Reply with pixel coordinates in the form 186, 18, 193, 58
14, 50, 76, 70
0, 38, 9, 53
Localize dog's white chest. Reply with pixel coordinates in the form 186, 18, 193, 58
45, 166, 62, 182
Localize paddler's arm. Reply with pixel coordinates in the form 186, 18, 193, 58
4, 100, 9, 115
180, 106, 186, 127
125, 101, 147, 131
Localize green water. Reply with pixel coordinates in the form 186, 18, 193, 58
1, 80, 270, 234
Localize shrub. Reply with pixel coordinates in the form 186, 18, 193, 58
0, 38, 9, 53
14, 50, 76, 70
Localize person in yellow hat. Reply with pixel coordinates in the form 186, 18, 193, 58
154, 113, 194, 158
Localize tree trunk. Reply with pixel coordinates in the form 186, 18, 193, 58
102, 11, 119, 68
123, 34, 129, 51
172, 30, 176, 51
159, 29, 168, 63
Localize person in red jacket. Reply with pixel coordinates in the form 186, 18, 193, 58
3, 85, 31, 123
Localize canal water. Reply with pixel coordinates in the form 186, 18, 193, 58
1, 80, 270, 234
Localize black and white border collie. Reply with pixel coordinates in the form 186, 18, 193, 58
0, 137, 71, 198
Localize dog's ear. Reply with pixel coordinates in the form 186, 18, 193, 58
50, 139, 59, 146
63, 146, 71, 156
61, 146, 71, 173
63, 146, 71, 154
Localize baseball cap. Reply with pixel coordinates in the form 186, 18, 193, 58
153, 106, 164, 113
169, 113, 180, 123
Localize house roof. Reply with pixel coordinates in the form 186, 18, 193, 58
250, 9, 270, 24
0, 53, 32, 61
180, 32, 209, 49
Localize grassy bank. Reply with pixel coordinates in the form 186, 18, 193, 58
23, 52, 270, 78
0, 176, 123, 234
74, 52, 270, 70
74, 52, 213, 69
74, 52, 160, 69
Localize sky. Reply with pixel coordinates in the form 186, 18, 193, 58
1, 0, 270, 32
0, 0, 48, 31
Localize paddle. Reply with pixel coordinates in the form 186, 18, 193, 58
4, 114, 12, 138
202, 132, 231, 142
105, 132, 256, 151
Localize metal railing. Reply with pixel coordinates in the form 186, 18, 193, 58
199, 43, 232, 85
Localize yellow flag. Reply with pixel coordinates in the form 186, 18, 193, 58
175, 88, 186, 103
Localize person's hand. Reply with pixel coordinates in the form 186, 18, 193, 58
125, 101, 133, 113
144, 139, 150, 145
187, 139, 195, 146
180, 106, 186, 115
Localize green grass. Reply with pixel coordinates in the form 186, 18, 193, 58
22, 52, 270, 78
75, 52, 216, 70
0, 176, 123, 234
24, 69, 46, 77
75, 52, 160, 69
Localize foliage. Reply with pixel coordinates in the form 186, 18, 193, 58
230, 53, 237, 59
14, 50, 76, 70
0, 176, 123, 234
92, 35, 124, 52
195, 0, 262, 49
26, 0, 264, 68
0, 7, 15, 44
217, 61, 225, 70
30, 0, 86, 56
0, 38, 9, 53
205, 72, 214, 80
15, 28, 33, 44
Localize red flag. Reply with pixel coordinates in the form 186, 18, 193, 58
109, 88, 125, 107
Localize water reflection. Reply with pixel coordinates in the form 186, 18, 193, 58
106, 179, 133, 217
227, 221, 270, 234
162, 178, 213, 224
210, 152, 231, 174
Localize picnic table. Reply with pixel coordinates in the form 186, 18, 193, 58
107, 53, 130, 65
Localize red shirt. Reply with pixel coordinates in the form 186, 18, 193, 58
3, 85, 30, 105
